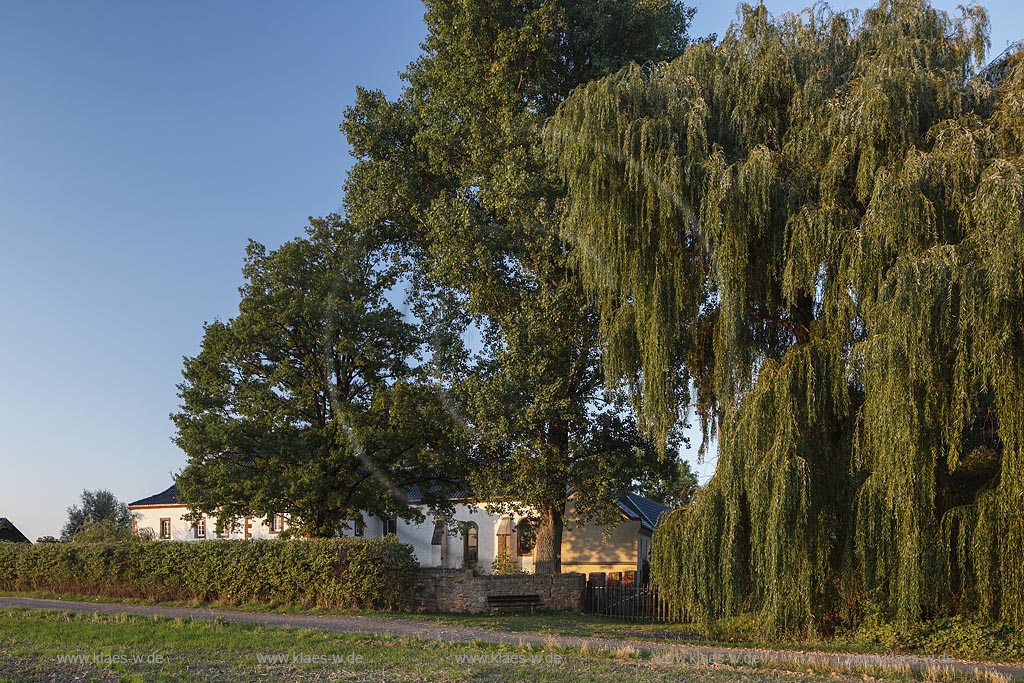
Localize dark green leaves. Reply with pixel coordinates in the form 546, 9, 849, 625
172, 216, 466, 537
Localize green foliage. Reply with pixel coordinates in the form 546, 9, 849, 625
61, 489, 131, 542
0, 538, 417, 609
172, 215, 467, 537
71, 519, 133, 544
342, 0, 693, 573
549, 0, 1024, 632
635, 455, 700, 507
838, 616, 1024, 662
491, 550, 526, 575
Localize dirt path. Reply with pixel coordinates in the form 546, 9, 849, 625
3, 596, 1023, 680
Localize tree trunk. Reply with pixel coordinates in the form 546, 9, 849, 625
790, 289, 815, 346
533, 503, 564, 574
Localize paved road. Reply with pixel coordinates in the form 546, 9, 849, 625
3, 596, 1023, 680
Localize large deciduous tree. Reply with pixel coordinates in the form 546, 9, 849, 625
342, 0, 693, 572
172, 216, 464, 538
547, 0, 1024, 630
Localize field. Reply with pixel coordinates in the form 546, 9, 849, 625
0, 607, 1018, 683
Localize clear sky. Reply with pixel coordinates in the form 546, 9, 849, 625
0, 1, 1020, 542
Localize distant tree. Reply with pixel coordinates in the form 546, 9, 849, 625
636, 456, 699, 508
61, 489, 131, 542
172, 216, 467, 538
35, 536, 59, 544
71, 518, 133, 544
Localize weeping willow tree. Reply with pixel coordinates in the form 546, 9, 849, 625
546, 0, 1024, 632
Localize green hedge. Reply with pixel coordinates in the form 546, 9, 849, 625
0, 538, 417, 609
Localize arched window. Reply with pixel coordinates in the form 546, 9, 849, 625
462, 521, 479, 568
517, 519, 536, 556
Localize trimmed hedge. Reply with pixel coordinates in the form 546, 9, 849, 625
0, 537, 417, 609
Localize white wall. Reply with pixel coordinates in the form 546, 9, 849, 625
389, 503, 537, 574
130, 506, 284, 541
337, 503, 538, 573
130, 501, 538, 574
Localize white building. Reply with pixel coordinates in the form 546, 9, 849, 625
129, 485, 286, 541
129, 485, 666, 577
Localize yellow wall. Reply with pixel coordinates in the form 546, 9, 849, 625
560, 499, 640, 575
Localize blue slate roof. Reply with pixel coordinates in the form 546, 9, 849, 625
618, 492, 670, 532
405, 483, 472, 504
128, 484, 181, 507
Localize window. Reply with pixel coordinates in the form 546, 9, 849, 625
353, 515, 364, 537
517, 519, 536, 556
496, 515, 513, 560
269, 514, 285, 534
193, 518, 206, 539
215, 523, 229, 539
462, 521, 479, 568
159, 518, 171, 540
383, 518, 397, 537
430, 521, 445, 546
497, 533, 510, 559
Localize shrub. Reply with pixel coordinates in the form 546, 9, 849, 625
70, 519, 133, 544
0, 537, 417, 610
491, 552, 525, 575
837, 615, 1024, 661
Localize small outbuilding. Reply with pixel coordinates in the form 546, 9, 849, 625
0, 517, 31, 543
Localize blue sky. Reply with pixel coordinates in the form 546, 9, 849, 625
0, 1, 1020, 542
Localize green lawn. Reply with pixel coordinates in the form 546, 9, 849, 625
6, 589, 1024, 663
0, 607, 993, 683
399, 611, 1024, 663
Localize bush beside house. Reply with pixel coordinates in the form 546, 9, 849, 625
0, 537, 416, 609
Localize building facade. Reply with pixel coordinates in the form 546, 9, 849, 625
128, 485, 665, 577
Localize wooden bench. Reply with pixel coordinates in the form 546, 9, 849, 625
485, 594, 543, 612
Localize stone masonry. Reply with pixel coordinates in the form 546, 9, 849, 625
414, 568, 586, 613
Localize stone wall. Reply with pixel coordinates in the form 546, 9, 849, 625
414, 568, 586, 613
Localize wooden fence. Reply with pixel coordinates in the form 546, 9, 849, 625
582, 573, 686, 622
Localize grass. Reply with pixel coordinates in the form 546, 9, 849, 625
407, 611, 1024, 662
4, 589, 1024, 665
0, 607, 1011, 683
